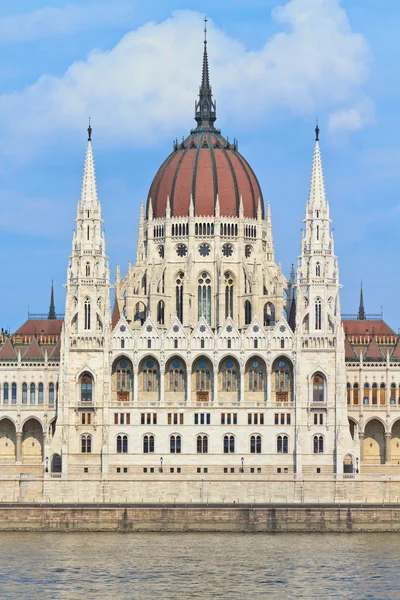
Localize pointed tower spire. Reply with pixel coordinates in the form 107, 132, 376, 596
358, 280, 366, 320
194, 17, 216, 129
308, 121, 326, 208
48, 280, 56, 320
215, 193, 220, 217
81, 118, 98, 206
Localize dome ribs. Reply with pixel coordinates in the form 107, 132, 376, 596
146, 132, 263, 219
214, 146, 238, 217
194, 135, 214, 216
235, 152, 264, 219
169, 141, 193, 217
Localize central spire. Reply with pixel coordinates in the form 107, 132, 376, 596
48, 280, 56, 320
194, 17, 217, 129
308, 122, 327, 208
358, 280, 366, 320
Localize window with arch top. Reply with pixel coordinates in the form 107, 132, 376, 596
313, 435, 324, 453
80, 373, 93, 402
197, 435, 208, 454
142, 360, 158, 392
157, 300, 165, 325
176, 272, 184, 322
168, 360, 185, 391
223, 435, 235, 453
117, 434, 128, 453
170, 435, 181, 454
316, 262, 321, 277
224, 272, 234, 319
84, 298, 91, 329
313, 374, 325, 402
277, 435, 288, 453
81, 434, 92, 453
220, 359, 238, 391
198, 272, 212, 324
245, 300, 252, 325
143, 434, 154, 453
315, 298, 322, 330
116, 360, 132, 392
250, 435, 262, 453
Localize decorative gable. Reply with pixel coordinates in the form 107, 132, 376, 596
138, 315, 161, 350
217, 317, 241, 350
165, 318, 187, 350
112, 316, 135, 351
23, 337, 44, 360
0, 338, 17, 360
271, 317, 294, 351
244, 316, 267, 349
191, 317, 214, 350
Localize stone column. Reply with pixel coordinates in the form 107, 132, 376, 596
240, 369, 245, 404
133, 366, 138, 402
385, 432, 391, 464
160, 371, 165, 406
213, 368, 218, 405
359, 432, 365, 462
266, 369, 271, 405
16, 432, 22, 463
186, 366, 192, 405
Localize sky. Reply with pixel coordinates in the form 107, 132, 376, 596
0, 0, 399, 332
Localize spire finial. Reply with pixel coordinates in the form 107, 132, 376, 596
315, 118, 319, 142
194, 17, 216, 129
358, 279, 366, 320
48, 279, 56, 320
87, 117, 92, 142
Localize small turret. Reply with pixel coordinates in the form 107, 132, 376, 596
48, 280, 56, 320
358, 280, 366, 320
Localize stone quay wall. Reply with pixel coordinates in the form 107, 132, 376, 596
0, 504, 399, 532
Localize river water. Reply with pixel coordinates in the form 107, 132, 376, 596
0, 532, 398, 599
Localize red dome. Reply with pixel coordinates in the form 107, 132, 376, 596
147, 129, 264, 220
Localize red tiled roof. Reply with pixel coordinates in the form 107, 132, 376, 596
392, 339, 400, 360
14, 319, 63, 336
112, 297, 121, 329
23, 337, 44, 360
49, 339, 61, 360
0, 339, 16, 359
345, 339, 358, 360
364, 338, 384, 360
342, 319, 395, 336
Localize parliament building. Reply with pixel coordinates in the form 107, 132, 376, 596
0, 30, 399, 503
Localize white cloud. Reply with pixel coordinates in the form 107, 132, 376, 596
0, 1, 372, 158
328, 100, 373, 134
0, 1, 135, 43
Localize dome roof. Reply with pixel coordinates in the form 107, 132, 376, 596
147, 131, 263, 219
146, 22, 263, 220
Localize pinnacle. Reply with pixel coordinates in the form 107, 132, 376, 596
81, 140, 98, 205
308, 139, 327, 208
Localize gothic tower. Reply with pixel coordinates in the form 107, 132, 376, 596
57, 123, 112, 475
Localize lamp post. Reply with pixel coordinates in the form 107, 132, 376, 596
241, 456, 244, 473
45, 456, 49, 473
160, 456, 163, 473
356, 457, 359, 474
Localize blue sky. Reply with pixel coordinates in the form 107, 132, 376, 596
0, 0, 399, 332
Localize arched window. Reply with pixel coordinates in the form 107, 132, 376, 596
224, 273, 234, 319
157, 300, 165, 325
143, 361, 158, 392
116, 361, 132, 392
85, 262, 90, 276
250, 435, 262, 454
353, 383, 359, 405
347, 382, 351, 404
363, 382, 370, 405
198, 272, 212, 324
314, 435, 324, 453
315, 298, 322, 330
220, 360, 238, 391
313, 374, 325, 402
248, 363, 264, 391
176, 272, 184, 322
372, 382, 378, 404
195, 362, 211, 391
38, 383, 44, 405
11, 382, 17, 404
197, 435, 208, 454
391, 383, 396, 405
117, 435, 128, 453
3, 383, 8, 404
121, 339, 125, 349
143, 435, 154, 453
80, 373, 93, 402
316, 262, 321, 277
22, 382, 27, 404
277, 435, 289, 453
49, 382, 55, 405
380, 383, 386, 405
84, 298, 91, 330
170, 435, 181, 454
223, 435, 235, 453
30, 383, 35, 404
275, 366, 290, 393
245, 300, 252, 325
81, 434, 92, 453
168, 362, 185, 391
264, 302, 275, 326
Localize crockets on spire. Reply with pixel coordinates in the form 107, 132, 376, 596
48, 280, 56, 320
194, 17, 217, 129
358, 280, 366, 320
81, 119, 98, 206
308, 122, 327, 208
